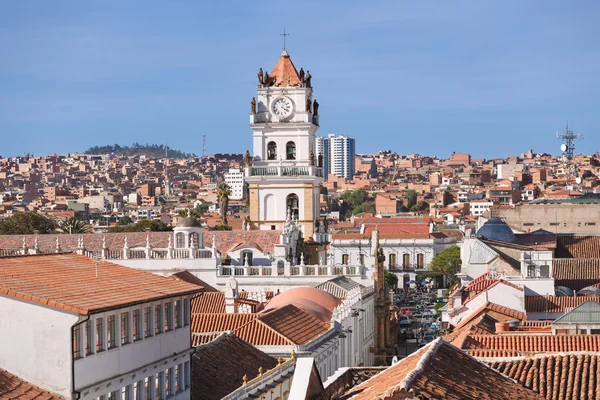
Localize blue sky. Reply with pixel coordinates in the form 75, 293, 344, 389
0, 1, 599, 159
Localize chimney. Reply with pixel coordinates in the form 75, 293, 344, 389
495, 322, 509, 332
225, 276, 238, 314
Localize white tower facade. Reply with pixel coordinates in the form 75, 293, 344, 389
245, 50, 323, 234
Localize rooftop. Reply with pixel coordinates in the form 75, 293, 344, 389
0, 253, 202, 315
340, 339, 543, 400
0, 368, 63, 400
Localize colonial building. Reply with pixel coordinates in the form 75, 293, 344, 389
246, 49, 323, 234
0, 253, 202, 400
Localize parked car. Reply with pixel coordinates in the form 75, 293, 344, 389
400, 315, 411, 327
422, 333, 435, 343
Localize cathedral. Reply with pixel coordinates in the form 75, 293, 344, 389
245, 49, 323, 235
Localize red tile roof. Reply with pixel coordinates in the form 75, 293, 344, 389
0, 230, 282, 256
525, 295, 600, 314
234, 304, 331, 346
556, 235, 600, 258
0, 368, 63, 400
553, 259, 600, 290
268, 51, 301, 87
191, 313, 258, 346
342, 339, 543, 400
453, 302, 526, 330
490, 354, 600, 400
449, 275, 523, 309
462, 334, 600, 352
191, 332, 278, 400
0, 253, 201, 315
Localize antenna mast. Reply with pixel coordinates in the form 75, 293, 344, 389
556, 123, 583, 186
202, 134, 206, 158
165, 142, 168, 158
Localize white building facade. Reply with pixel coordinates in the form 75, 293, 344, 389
245, 50, 323, 234
224, 168, 245, 200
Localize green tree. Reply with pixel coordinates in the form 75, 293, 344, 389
406, 189, 417, 209
109, 219, 172, 233
210, 224, 232, 231
410, 200, 430, 213
384, 271, 399, 289
0, 212, 55, 234
216, 183, 232, 226
58, 218, 91, 234
428, 245, 461, 286
118, 216, 134, 226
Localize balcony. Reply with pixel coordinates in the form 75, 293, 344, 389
249, 166, 323, 178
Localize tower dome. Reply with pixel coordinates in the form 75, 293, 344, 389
476, 217, 516, 243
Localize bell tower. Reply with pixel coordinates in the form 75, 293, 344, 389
245, 49, 323, 235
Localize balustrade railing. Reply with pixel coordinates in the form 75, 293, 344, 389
0, 249, 21, 257
249, 166, 323, 177
129, 250, 146, 259
152, 250, 168, 259
290, 266, 300, 276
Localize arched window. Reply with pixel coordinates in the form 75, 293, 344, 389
286, 193, 299, 220
175, 232, 185, 248
417, 253, 424, 268
402, 253, 410, 268
241, 251, 253, 266
267, 141, 277, 160
389, 253, 397, 268
342, 254, 349, 265
277, 260, 285, 275
286, 141, 296, 160
189, 232, 199, 248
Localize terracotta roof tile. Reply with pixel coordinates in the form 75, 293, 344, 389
463, 334, 600, 353
191, 313, 258, 346
234, 304, 331, 346
343, 339, 544, 400
525, 296, 600, 314
192, 332, 278, 400
0, 230, 282, 256
489, 354, 600, 400
553, 259, 600, 290
556, 235, 600, 258
0, 253, 202, 315
268, 52, 301, 87
0, 368, 63, 400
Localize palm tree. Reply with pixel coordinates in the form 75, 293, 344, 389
58, 218, 91, 234
216, 183, 232, 226
177, 208, 202, 219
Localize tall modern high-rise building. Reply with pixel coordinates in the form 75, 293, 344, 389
317, 133, 355, 181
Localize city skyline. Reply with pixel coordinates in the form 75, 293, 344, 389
1, 1, 599, 158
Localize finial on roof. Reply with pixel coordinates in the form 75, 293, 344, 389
102, 235, 107, 249
22, 236, 27, 249
258, 366, 264, 376
277, 357, 283, 366
280, 27, 289, 50
55, 236, 61, 253
290, 350, 296, 359
242, 374, 248, 385
33, 235, 39, 251
187, 208, 191, 218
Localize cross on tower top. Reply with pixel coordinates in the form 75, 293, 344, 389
280, 27, 289, 50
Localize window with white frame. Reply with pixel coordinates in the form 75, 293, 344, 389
174, 300, 182, 329
121, 312, 130, 345
183, 298, 190, 326
73, 324, 82, 359
184, 361, 190, 388
96, 318, 104, 352
154, 372, 162, 400
155, 305, 163, 334
133, 309, 141, 341
107, 391, 117, 400
175, 364, 181, 393
85, 320, 93, 356
144, 307, 152, 338
133, 381, 141, 400
165, 368, 171, 397
107, 315, 116, 349
121, 385, 129, 400
144, 377, 151, 400
164, 302, 173, 332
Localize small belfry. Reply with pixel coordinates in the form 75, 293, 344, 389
372, 229, 393, 366
245, 42, 323, 235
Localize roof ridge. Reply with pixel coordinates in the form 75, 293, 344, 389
399, 338, 445, 391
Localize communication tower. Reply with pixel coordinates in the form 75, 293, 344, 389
556, 123, 583, 160
202, 134, 206, 158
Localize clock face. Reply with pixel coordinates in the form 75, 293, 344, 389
271, 97, 293, 119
